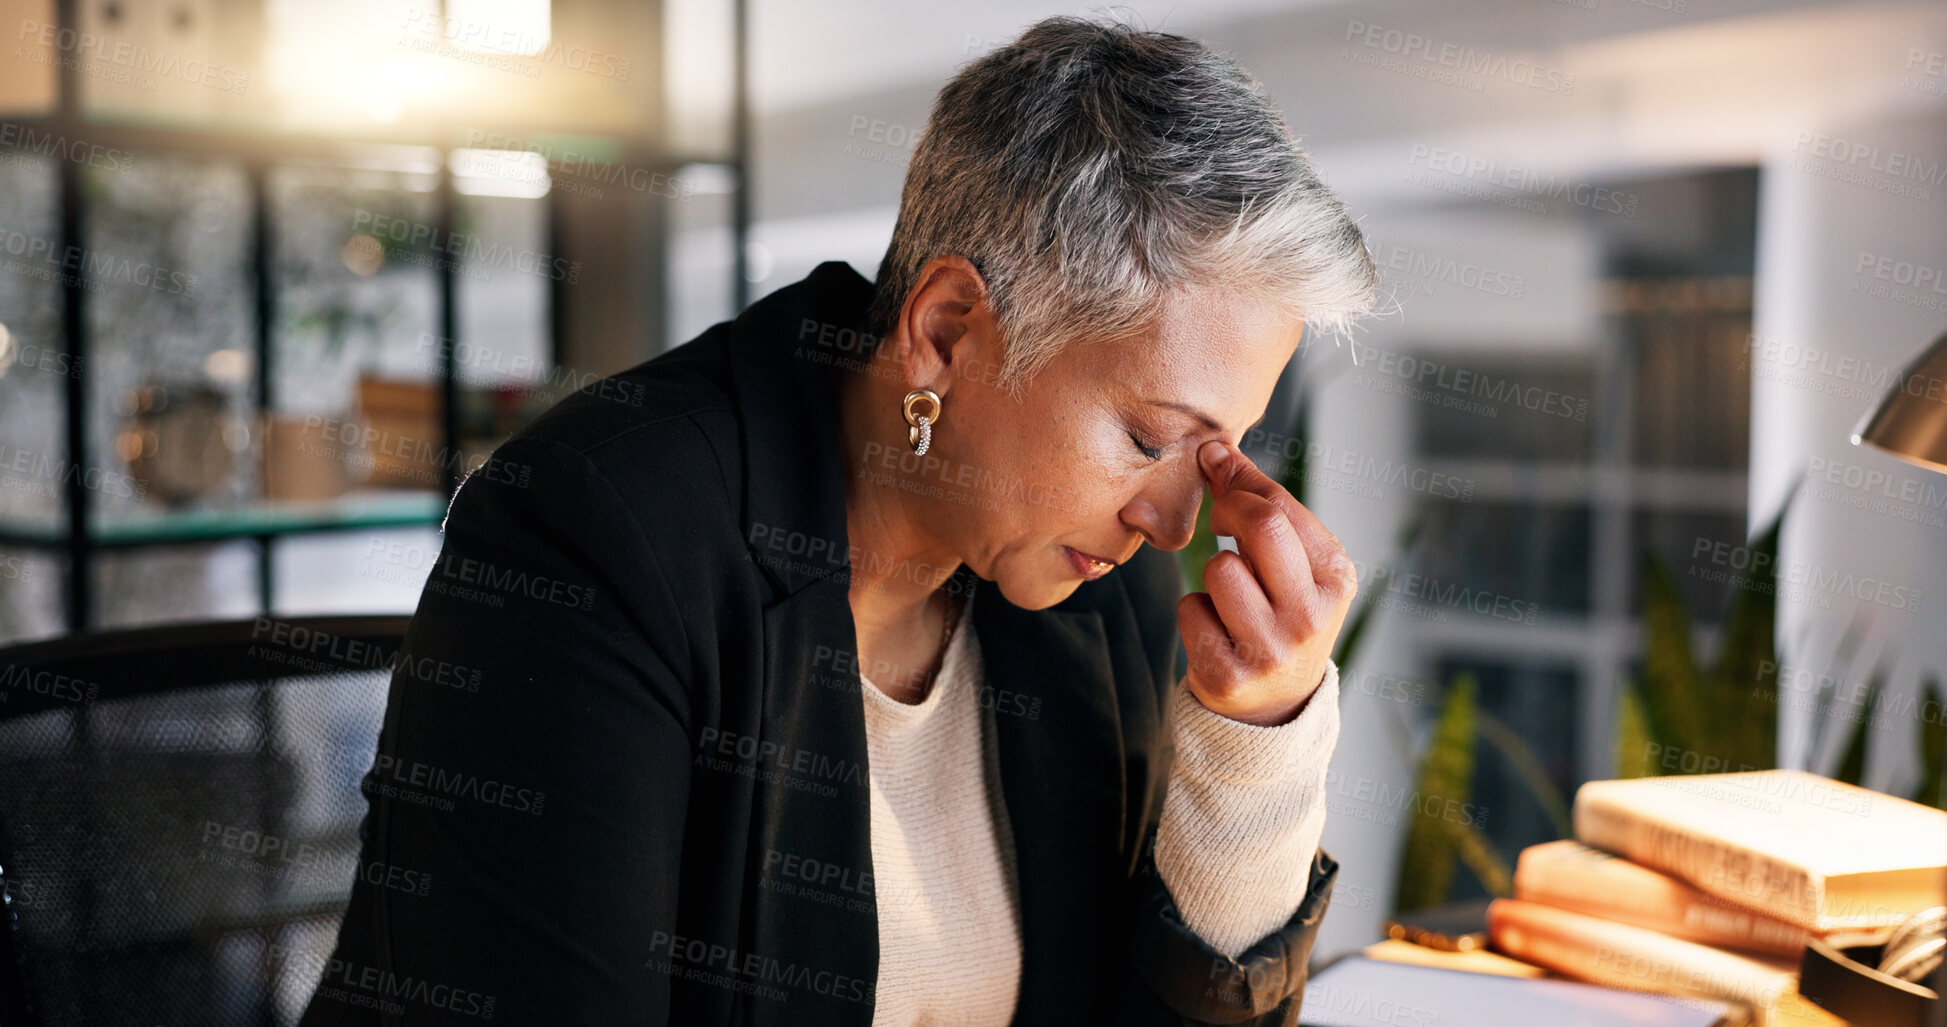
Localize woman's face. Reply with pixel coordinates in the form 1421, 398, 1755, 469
892, 266, 1306, 611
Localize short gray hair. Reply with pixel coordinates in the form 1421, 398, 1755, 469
865, 16, 1379, 396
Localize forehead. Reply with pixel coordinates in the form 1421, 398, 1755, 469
1086, 286, 1304, 395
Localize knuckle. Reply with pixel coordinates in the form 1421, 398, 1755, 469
1247, 505, 1287, 540
1205, 550, 1246, 583
1324, 547, 1357, 589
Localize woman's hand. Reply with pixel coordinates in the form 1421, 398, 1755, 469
1176, 440, 1358, 727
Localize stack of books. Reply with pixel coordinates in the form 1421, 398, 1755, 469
1485, 769, 1947, 1027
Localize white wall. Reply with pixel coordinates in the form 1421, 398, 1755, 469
1752, 108, 1947, 796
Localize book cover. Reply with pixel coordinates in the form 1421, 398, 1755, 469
1487, 899, 1845, 1027
1515, 839, 1808, 957
1572, 769, 1947, 931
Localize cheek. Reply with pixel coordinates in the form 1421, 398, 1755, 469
959, 393, 1136, 530
1036, 429, 1143, 524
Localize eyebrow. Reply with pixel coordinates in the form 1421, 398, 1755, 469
1143, 399, 1224, 433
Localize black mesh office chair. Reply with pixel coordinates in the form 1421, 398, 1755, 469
0, 615, 411, 1027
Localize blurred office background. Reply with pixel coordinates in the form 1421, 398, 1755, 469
1, 0, 1944, 965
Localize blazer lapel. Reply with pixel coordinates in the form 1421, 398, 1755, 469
974, 593, 1129, 1024
717, 261, 1137, 1024
740, 579, 880, 1027
724, 262, 884, 1025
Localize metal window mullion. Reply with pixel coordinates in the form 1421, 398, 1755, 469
252, 162, 275, 615
730, 0, 750, 311
437, 160, 460, 498
55, 0, 89, 632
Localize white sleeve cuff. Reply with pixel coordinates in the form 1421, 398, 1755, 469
1153, 660, 1341, 958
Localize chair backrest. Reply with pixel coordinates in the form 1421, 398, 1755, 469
0, 615, 411, 1027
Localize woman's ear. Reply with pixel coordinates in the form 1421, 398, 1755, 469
897, 255, 993, 397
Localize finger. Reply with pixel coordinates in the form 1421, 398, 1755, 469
1200, 438, 1288, 503
1206, 489, 1315, 608
1176, 591, 1233, 672
1203, 550, 1278, 661
1284, 495, 1358, 597
1200, 441, 1357, 597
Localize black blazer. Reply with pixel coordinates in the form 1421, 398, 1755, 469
301, 261, 1338, 1026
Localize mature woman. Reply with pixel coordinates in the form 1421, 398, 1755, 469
303, 16, 1377, 1027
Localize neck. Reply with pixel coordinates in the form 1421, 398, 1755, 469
836, 343, 965, 633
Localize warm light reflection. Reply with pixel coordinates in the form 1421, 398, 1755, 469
450, 149, 551, 198
442, 0, 553, 57
341, 234, 387, 276
204, 349, 253, 385
266, 0, 467, 129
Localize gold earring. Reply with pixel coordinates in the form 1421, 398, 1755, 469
902, 388, 942, 455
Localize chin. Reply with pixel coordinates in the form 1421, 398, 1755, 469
990, 570, 1086, 611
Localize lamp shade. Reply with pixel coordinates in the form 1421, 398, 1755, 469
1852, 329, 1947, 476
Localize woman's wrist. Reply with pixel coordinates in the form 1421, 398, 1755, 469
1156, 659, 1341, 958
1170, 660, 1341, 787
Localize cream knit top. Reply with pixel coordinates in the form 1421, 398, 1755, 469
859, 588, 1340, 1026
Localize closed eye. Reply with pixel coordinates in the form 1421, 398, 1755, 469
1129, 431, 1163, 461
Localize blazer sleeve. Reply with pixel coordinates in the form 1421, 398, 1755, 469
1108, 548, 1340, 1026
1122, 841, 1340, 1024
300, 435, 699, 1026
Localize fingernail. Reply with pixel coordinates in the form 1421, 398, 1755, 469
1199, 441, 1230, 471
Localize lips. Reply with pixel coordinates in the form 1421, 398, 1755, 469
1062, 545, 1120, 580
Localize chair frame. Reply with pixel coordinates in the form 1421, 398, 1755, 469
0, 615, 412, 1027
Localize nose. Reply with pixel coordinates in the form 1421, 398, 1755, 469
1121, 474, 1204, 552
